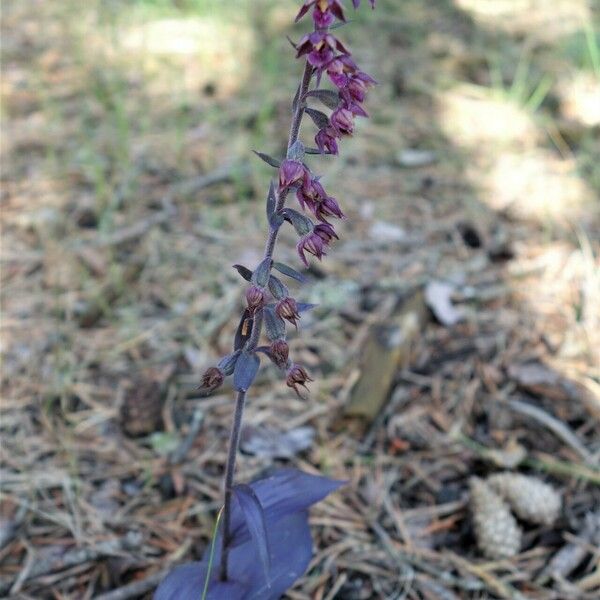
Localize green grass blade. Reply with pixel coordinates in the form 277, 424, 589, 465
201, 507, 224, 600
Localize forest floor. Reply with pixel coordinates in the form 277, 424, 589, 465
1, 0, 599, 598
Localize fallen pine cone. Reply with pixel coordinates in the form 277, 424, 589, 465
488, 472, 561, 526
469, 477, 522, 559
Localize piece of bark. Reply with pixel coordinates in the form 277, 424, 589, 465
344, 289, 427, 421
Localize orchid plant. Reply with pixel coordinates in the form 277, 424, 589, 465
156, 2, 376, 598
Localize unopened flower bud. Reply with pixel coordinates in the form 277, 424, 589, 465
276, 297, 301, 329
245, 285, 266, 314
330, 107, 354, 136
286, 363, 313, 397
199, 367, 224, 395
269, 339, 289, 368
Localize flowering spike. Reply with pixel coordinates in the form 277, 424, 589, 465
158, 2, 378, 596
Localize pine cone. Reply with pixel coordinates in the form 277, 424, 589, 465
469, 477, 522, 559
120, 379, 164, 437
488, 473, 561, 526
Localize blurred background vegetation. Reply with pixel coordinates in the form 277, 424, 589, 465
1, 0, 599, 598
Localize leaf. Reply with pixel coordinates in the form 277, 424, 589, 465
240, 426, 315, 459
155, 563, 245, 600
234, 310, 253, 350
291, 83, 301, 113
253, 151, 281, 169
263, 305, 286, 341
232, 264, 253, 282
306, 89, 340, 109
273, 261, 306, 282
268, 275, 288, 300
233, 485, 271, 586
281, 208, 313, 236
266, 181, 277, 219
217, 350, 241, 376
286, 140, 305, 161
263, 303, 285, 335
228, 470, 345, 548
251, 258, 272, 288
155, 469, 344, 600
305, 107, 330, 130
269, 212, 285, 229
242, 512, 312, 600
233, 351, 260, 392
304, 146, 331, 155
150, 432, 180, 456
297, 302, 318, 313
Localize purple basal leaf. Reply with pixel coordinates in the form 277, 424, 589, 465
286, 139, 305, 161
154, 562, 245, 600
229, 469, 345, 548
253, 150, 281, 168
234, 310, 253, 350
156, 470, 344, 600
306, 89, 340, 109
236, 512, 312, 600
266, 180, 277, 218
233, 350, 260, 392
233, 484, 271, 586
273, 261, 306, 282
251, 257, 272, 288
305, 107, 330, 130
263, 305, 286, 341
297, 302, 318, 313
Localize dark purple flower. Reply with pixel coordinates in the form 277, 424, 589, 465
296, 0, 346, 27
315, 127, 339, 155
326, 54, 358, 88
246, 285, 266, 314
198, 367, 224, 394
314, 222, 338, 243
296, 32, 349, 70
353, 0, 376, 7
276, 297, 301, 329
269, 339, 289, 368
314, 195, 345, 222
330, 107, 354, 136
278, 159, 306, 190
286, 364, 313, 397
296, 177, 327, 213
296, 223, 338, 266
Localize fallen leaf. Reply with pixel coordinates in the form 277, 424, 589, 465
396, 148, 437, 168
240, 426, 315, 459
425, 280, 465, 326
